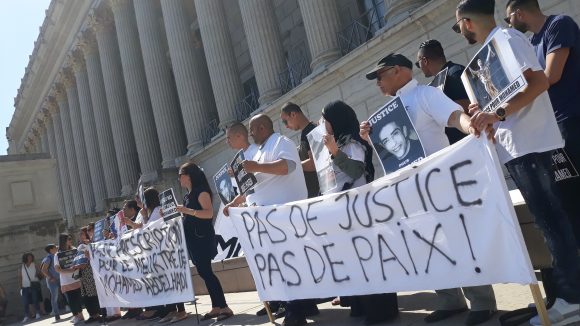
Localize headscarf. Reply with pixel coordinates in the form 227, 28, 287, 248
322, 100, 375, 182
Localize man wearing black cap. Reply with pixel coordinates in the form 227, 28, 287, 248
361, 53, 494, 325
362, 53, 487, 160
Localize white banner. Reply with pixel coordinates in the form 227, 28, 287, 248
213, 205, 244, 262
89, 217, 194, 307
229, 136, 535, 301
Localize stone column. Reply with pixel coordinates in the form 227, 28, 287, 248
46, 98, 76, 226
71, 49, 108, 212
90, 6, 140, 195
37, 120, 49, 153
109, 0, 162, 181
384, 0, 428, 28
161, 0, 218, 151
133, 0, 187, 167
79, 28, 122, 198
41, 109, 67, 222
238, 0, 286, 105
298, 0, 342, 72
193, 0, 243, 128
55, 80, 86, 215
62, 66, 95, 213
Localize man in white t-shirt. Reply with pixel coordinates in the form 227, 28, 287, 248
224, 114, 308, 325
361, 53, 497, 326
455, 1, 580, 325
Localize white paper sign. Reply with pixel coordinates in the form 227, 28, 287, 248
213, 205, 244, 262
229, 136, 535, 301
89, 218, 194, 307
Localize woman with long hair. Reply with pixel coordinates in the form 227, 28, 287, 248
18, 252, 43, 322
176, 162, 233, 321
321, 100, 397, 325
77, 227, 102, 323
54, 233, 85, 324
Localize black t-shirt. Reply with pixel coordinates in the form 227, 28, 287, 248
440, 61, 469, 145
300, 122, 320, 198
183, 187, 217, 260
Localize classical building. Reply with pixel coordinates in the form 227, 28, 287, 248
6, 0, 580, 229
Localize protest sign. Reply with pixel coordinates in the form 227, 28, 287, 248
367, 97, 426, 175
428, 67, 448, 91
306, 124, 336, 194
462, 30, 527, 113
552, 148, 579, 182
89, 217, 194, 308
159, 188, 182, 221
93, 217, 108, 243
213, 205, 244, 262
230, 150, 257, 195
214, 164, 236, 205
57, 249, 78, 269
228, 136, 535, 301
110, 211, 127, 238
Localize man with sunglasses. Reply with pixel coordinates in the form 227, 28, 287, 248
416, 39, 470, 144
505, 0, 580, 249
455, 1, 580, 325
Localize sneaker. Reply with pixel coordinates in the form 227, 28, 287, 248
529, 298, 580, 326
35, 313, 41, 319
21, 316, 30, 323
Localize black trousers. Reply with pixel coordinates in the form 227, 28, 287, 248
64, 288, 82, 315
187, 242, 227, 308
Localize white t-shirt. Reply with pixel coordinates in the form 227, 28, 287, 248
54, 251, 80, 287
395, 79, 462, 155
135, 211, 144, 225
246, 133, 308, 206
21, 263, 39, 287
244, 143, 258, 161
323, 141, 367, 195
485, 27, 564, 164
146, 206, 162, 225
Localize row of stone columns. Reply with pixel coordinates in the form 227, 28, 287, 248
25, 0, 354, 224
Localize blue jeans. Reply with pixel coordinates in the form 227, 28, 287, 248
21, 286, 40, 316
505, 151, 580, 303
46, 280, 60, 316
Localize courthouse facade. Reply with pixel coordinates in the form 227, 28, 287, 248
7, 0, 580, 227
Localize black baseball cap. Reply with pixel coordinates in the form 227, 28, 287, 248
365, 53, 413, 80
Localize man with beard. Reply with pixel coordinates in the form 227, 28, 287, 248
455, 1, 580, 324
505, 0, 580, 248
416, 39, 470, 144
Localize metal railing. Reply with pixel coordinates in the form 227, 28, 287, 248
201, 119, 220, 146
337, 5, 386, 56
234, 90, 259, 122
278, 55, 311, 94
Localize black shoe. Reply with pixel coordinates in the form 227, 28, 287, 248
84, 317, 99, 324
54, 315, 61, 322
424, 307, 468, 323
121, 309, 141, 319
274, 307, 286, 319
304, 305, 319, 317
465, 310, 495, 325
282, 317, 307, 326
256, 307, 267, 316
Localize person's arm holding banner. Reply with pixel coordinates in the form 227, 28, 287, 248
222, 194, 246, 217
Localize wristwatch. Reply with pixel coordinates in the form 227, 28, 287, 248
495, 104, 507, 121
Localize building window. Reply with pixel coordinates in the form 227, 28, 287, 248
337, 0, 386, 55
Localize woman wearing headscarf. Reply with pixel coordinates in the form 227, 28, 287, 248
321, 100, 398, 325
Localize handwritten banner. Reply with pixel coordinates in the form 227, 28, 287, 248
89, 218, 194, 307
229, 136, 535, 301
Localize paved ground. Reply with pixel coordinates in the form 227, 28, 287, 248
7, 282, 577, 326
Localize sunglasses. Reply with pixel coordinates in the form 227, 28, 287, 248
452, 17, 469, 33
504, 11, 516, 25
415, 57, 426, 69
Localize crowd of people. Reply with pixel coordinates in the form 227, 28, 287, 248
19, 0, 580, 325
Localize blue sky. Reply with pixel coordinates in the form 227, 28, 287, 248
0, 0, 51, 155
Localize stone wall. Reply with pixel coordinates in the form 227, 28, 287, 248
0, 154, 63, 320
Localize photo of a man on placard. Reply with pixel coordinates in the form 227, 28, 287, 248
464, 42, 509, 108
